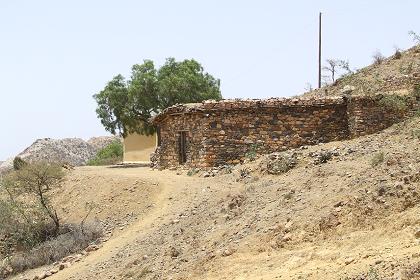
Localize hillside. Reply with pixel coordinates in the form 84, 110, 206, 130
0, 136, 119, 173
10, 115, 420, 280
304, 46, 420, 98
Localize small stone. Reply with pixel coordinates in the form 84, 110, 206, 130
284, 220, 293, 232
334, 201, 345, 207
341, 85, 356, 95
414, 229, 420, 239
86, 244, 100, 252
282, 233, 292, 242
170, 247, 180, 258
344, 257, 355, 265
222, 248, 234, 257
36, 273, 47, 280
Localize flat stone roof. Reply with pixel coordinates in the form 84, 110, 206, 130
152, 96, 347, 124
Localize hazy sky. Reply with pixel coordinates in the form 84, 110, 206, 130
0, 0, 419, 160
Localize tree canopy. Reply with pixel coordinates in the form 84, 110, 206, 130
94, 58, 222, 137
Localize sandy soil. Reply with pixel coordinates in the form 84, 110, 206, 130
12, 117, 420, 280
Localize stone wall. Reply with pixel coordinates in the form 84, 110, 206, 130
347, 95, 419, 137
151, 94, 419, 169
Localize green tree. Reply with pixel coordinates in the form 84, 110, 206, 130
94, 74, 130, 136
94, 58, 222, 137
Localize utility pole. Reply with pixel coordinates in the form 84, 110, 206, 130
318, 12, 322, 88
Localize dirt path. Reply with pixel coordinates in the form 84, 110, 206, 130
48, 167, 199, 280
10, 118, 420, 280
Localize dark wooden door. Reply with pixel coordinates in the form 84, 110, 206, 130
179, 131, 187, 164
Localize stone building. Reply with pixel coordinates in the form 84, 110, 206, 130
151, 94, 418, 169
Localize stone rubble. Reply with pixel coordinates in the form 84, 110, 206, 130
0, 136, 120, 173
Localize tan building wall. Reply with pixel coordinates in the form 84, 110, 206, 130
123, 133, 156, 162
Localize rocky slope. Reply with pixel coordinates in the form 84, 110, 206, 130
0, 136, 120, 173
10, 116, 420, 280
303, 46, 420, 98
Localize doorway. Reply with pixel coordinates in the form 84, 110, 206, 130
178, 131, 187, 164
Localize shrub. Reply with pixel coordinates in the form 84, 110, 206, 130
409, 30, 420, 46
378, 95, 408, 112
372, 50, 385, 65
0, 163, 104, 277
393, 48, 402, 59
245, 143, 260, 162
187, 168, 199, 176
0, 163, 65, 249
266, 156, 296, 174
0, 199, 57, 255
0, 165, 64, 257
13, 157, 27, 171
318, 151, 332, 164
239, 168, 251, 178
413, 84, 420, 100
0, 223, 102, 276
371, 152, 384, 167
87, 140, 123, 166
412, 129, 420, 140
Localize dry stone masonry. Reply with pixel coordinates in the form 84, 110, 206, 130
151, 94, 419, 169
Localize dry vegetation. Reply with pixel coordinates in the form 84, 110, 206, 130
0, 163, 103, 278
304, 46, 420, 98
4, 114, 419, 280
2, 36, 420, 280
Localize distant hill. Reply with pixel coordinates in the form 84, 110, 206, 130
303, 46, 420, 98
0, 136, 120, 173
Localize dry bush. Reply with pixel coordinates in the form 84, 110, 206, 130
3, 162, 64, 232
239, 167, 251, 178
393, 47, 402, 59
0, 162, 103, 277
0, 195, 57, 255
409, 30, 420, 46
259, 153, 297, 175
13, 157, 27, 171
372, 50, 385, 65
0, 162, 65, 254
378, 94, 409, 112
1, 223, 102, 275
371, 151, 385, 167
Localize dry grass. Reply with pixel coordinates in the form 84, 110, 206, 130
0, 222, 102, 276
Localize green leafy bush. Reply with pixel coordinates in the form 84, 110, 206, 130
245, 143, 261, 162
87, 140, 123, 166
187, 168, 199, 176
